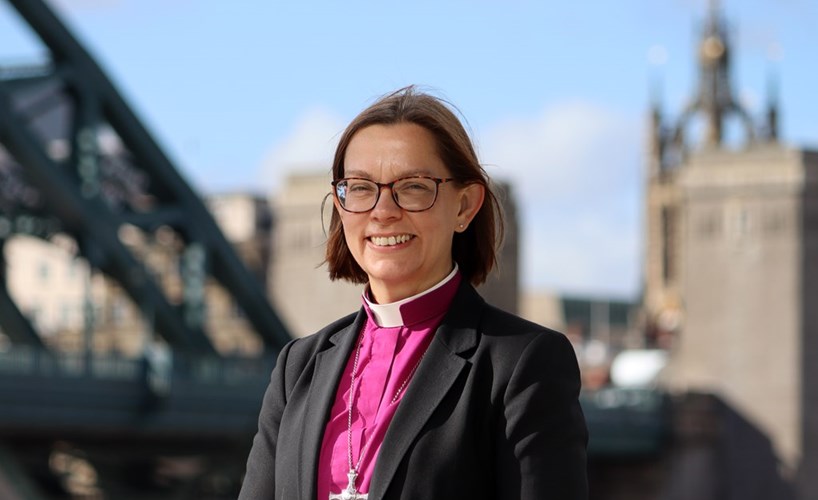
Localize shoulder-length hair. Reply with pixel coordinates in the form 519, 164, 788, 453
325, 85, 504, 286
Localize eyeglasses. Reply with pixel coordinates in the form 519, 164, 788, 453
332, 175, 455, 213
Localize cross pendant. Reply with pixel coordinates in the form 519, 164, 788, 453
329, 470, 368, 500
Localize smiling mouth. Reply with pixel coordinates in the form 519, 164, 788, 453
369, 234, 414, 247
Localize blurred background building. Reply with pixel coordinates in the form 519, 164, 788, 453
641, 3, 817, 497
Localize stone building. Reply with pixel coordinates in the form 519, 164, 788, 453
2, 235, 102, 342
267, 171, 362, 338
644, 4, 818, 497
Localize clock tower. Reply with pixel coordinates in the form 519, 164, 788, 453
643, 2, 818, 497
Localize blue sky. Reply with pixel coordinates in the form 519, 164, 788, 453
1, 0, 816, 298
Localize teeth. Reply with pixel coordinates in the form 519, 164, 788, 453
371, 235, 411, 247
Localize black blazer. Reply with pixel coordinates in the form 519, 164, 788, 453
239, 281, 588, 499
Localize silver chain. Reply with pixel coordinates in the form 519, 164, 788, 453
346, 331, 425, 474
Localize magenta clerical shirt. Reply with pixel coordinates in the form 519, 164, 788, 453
316, 267, 462, 500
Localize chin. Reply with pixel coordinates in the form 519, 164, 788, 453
364, 263, 417, 284
366, 266, 413, 283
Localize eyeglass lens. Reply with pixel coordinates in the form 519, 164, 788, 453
336, 177, 440, 212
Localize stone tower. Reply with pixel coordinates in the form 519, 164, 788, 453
644, 2, 818, 497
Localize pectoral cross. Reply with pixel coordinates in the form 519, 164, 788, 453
329, 470, 368, 500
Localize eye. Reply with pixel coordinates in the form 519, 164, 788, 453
396, 178, 434, 193
347, 180, 376, 194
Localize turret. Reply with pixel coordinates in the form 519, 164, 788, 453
668, 0, 758, 155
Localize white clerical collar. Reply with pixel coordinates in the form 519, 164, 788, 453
364, 264, 459, 327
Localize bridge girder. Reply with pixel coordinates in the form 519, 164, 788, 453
0, 0, 291, 354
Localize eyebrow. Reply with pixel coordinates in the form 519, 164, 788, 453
343, 168, 437, 179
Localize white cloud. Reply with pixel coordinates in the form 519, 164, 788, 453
257, 107, 345, 189
482, 101, 643, 298
482, 100, 638, 202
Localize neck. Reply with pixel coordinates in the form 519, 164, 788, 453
368, 264, 455, 304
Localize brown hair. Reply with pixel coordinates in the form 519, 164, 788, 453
325, 85, 503, 286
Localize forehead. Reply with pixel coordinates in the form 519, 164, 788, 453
343, 123, 447, 179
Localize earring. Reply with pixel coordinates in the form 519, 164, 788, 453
459, 223, 465, 229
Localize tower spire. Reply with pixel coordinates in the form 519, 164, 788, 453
699, 0, 730, 146
648, 71, 665, 175
764, 48, 781, 142
668, 0, 757, 152
766, 71, 779, 142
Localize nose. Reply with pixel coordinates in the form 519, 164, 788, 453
371, 184, 402, 218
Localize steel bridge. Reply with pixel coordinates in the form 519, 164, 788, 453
0, 1, 669, 498
0, 0, 290, 497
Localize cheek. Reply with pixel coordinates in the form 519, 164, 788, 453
417, 216, 455, 248
339, 215, 363, 248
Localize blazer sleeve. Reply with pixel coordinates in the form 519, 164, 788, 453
496, 330, 589, 499
238, 340, 294, 500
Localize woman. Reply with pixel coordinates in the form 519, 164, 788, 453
239, 86, 588, 499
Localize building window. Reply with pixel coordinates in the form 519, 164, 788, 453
726, 205, 752, 241
68, 259, 78, 281
39, 262, 49, 282
111, 298, 128, 326
60, 304, 72, 326
762, 208, 788, 235
661, 207, 676, 284
697, 210, 720, 239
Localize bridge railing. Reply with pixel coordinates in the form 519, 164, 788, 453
0, 346, 141, 380
0, 345, 274, 383
0, 346, 672, 456
580, 386, 671, 457
0, 345, 276, 440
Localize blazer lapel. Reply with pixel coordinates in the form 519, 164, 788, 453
368, 283, 483, 499
298, 309, 366, 500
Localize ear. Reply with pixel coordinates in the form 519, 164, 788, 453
455, 183, 485, 232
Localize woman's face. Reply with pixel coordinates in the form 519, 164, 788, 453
337, 122, 483, 303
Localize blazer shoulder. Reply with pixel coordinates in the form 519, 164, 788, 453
480, 301, 565, 342
444, 282, 570, 354
279, 310, 360, 368
475, 302, 581, 378
304, 309, 359, 342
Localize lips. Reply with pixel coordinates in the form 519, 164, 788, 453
369, 234, 414, 247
